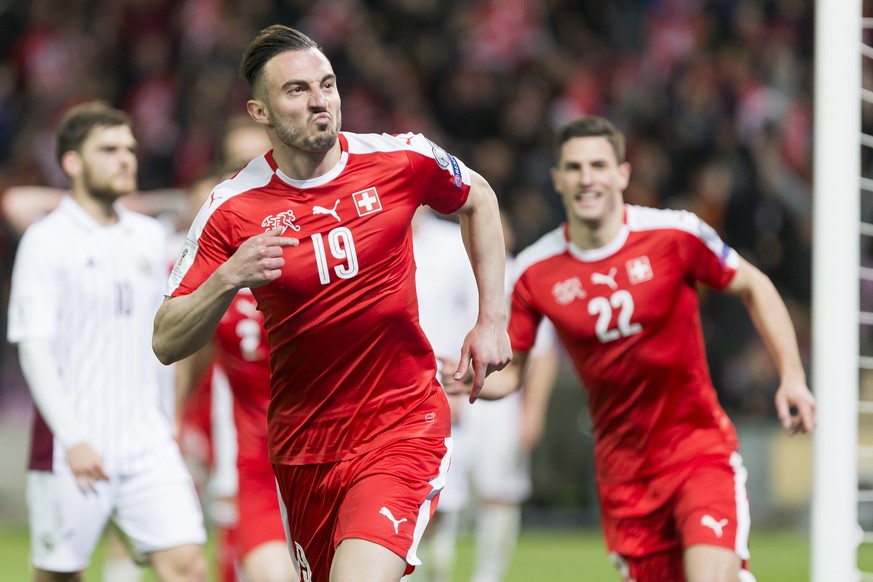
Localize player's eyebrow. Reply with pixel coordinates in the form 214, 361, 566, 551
279, 73, 336, 92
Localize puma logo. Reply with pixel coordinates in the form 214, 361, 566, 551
313, 199, 341, 222
591, 267, 618, 290
379, 506, 407, 534
700, 515, 728, 538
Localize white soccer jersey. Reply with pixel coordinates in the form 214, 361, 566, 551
413, 210, 478, 360
8, 196, 175, 474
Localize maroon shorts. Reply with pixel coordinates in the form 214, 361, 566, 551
601, 452, 751, 580
273, 436, 450, 582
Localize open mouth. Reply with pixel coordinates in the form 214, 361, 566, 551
574, 191, 599, 202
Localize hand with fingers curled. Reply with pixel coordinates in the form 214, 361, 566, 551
67, 442, 108, 494
774, 378, 816, 436
224, 227, 299, 289
437, 356, 472, 395
451, 320, 512, 403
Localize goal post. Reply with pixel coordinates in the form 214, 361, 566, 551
811, 0, 861, 580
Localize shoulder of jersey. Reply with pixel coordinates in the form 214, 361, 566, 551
344, 131, 429, 156
626, 204, 702, 236
203, 155, 277, 213
512, 225, 568, 283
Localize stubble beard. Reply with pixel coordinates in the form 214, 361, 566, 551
82, 166, 136, 202
272, 111, 342, 154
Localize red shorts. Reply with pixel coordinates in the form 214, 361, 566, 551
601, 451, 751, 581
235, 456, 286, 559
273, 436, 451, 582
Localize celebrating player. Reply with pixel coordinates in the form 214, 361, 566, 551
152, 24, 511, 582
473, 115, 816, 582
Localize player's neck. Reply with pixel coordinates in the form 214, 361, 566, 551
272, 142, 342, 181
568, 211, 624, 251
72, 190, 120, 226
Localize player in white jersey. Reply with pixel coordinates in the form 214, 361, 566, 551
408, 209, 558, 582
7, 102, 206, 582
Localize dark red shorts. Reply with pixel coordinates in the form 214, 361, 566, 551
601, 452, 752, 581
235, 456, 287, 559
273, 436, 450, 582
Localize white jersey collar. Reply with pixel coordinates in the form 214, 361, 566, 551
567, 224, 630, 262
59, 196, 129, 231
274, 149, 350, 189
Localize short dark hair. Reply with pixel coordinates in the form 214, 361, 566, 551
554, 116, 626, 164
55, 101, 131, 165
240, 25, 320, 98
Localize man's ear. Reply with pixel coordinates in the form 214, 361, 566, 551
60, 151, 82, 179
246, 99, 270, 126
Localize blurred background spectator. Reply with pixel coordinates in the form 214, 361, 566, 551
0, 0, 815, 517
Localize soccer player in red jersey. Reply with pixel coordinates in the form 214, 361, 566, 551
472, 116, 816, 582
152, 25, 512, 582
179, 289, 295, 582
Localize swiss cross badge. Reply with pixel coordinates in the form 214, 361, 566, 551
353, 187, 382, 217
626, 256, 653, 284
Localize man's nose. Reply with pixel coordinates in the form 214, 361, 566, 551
310, 90, 328, 108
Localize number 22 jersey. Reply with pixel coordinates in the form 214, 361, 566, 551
168, 132, 470, 465
508, 205, 741, 485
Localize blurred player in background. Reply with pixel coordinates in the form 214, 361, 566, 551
7, 101, 206, 582
153, 24, 511, 582
175, 118, 296, 582
177, 287, 294, 582
471, 115, 817, 582
408, 208, 558, 582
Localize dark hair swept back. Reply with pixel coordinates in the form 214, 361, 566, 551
55, 101, 131, 165
553, 116, 626, 164
240, 25, 321, 95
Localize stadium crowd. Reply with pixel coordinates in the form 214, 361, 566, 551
0, 0, 814, 431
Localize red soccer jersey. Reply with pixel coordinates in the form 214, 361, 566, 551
214, 289, 272, 467
169, 132, 469, 465
508, 205, 740, 484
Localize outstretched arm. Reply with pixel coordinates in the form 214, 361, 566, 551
452, 171, 513, 399
725, 256, 816, 434
153, 228, 298, 364
519, 343, 560, 451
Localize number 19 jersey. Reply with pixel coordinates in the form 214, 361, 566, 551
168, 132, 470, 465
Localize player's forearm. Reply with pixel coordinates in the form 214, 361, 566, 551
740, 267, 806, 384
153, 272, 238, 365
458, 173, 508, 326
17, 339, 88, 448
522, 346, 560, 420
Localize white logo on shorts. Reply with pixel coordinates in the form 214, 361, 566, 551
700, 515, 729, 538
379, 506, 408, 534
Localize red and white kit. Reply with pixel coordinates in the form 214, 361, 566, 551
508, 204, 751, 561
169, 131, 470, 579
213, 289, 285, 561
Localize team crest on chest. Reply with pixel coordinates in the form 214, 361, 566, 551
626, 256, 653, 284
353, 187, 382, 216
552, 276, 587, 306
261, 210, 301, 234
